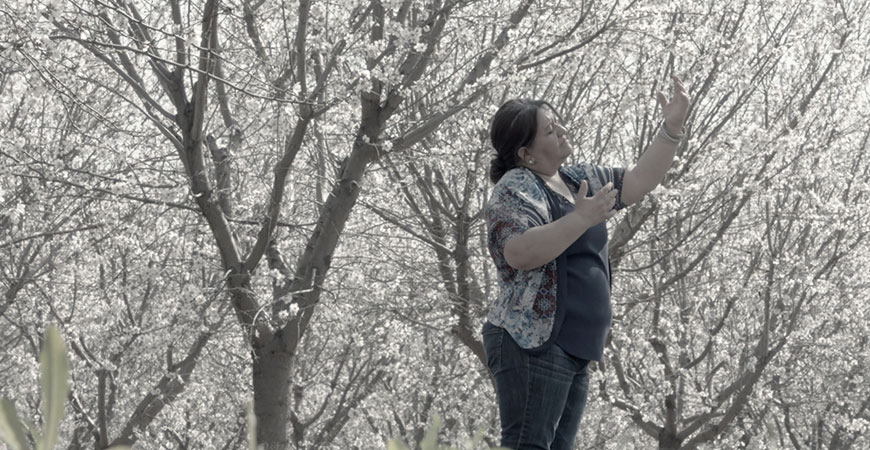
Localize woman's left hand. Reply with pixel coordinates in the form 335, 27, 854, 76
656, 75, 690, 134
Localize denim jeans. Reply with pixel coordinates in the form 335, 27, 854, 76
483, 325, 590, 450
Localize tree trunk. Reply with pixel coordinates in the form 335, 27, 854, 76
658, 431, 682, 450
253, 334, 294, 450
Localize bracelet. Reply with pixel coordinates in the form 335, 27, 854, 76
656, 122, 686, 144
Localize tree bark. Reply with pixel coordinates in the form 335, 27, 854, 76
252, 334, 294, 450
658, 430, 682, 450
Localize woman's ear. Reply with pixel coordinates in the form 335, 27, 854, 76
517, 147, 528, 164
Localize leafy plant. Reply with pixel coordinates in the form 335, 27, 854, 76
0, 325, 129, 450
386, 416, 506, 450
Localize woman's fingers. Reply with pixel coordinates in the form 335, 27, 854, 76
573, 181, 619, 226
594, 182, 617, 213
605, 191, 617, 210
657, 91, 669, 108
599, 182, 617, 203
575, 180, 589, 201
673, 76, 690, 102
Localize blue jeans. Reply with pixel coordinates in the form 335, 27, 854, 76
483, 326, 590, 450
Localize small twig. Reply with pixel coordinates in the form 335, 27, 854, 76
0, 224, 105, 250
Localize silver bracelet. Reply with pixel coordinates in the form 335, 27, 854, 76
657, 122, 686, 144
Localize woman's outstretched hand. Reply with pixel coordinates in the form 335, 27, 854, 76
657, 75, 690, 134
572, 180, 618, 227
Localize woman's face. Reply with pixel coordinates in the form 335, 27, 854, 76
521, 107, 571, 172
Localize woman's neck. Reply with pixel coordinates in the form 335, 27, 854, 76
528, 165, 562, 182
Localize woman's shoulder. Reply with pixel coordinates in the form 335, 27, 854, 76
498, 167, 536, 185
560, 162, 593, 181
487, 168, 548, 211
493, 168, 544, 195
561, 162, 618, 192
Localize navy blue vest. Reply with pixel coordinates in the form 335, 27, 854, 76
551, 187, 612, 362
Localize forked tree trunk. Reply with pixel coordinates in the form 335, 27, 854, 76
253, 335, 294, 449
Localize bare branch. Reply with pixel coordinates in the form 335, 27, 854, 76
169, 0, 187, 67
517, 17, 614, 71
243, 39, 347, 274
0, 224, 105, 250
109, 330, 213, 447
242, 0, 269, 64
49, 23, 177, 123
295, 0, 311, 96
360, 201, 452, 253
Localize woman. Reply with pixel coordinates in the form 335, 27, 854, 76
482, 76, 690, 449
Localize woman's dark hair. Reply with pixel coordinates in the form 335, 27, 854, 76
488, 99, 557, 183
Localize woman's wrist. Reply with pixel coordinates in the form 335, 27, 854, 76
656, 121, 686, 144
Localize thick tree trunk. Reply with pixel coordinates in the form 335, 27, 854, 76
658, 433, 682, 450
253, 334, 294, 450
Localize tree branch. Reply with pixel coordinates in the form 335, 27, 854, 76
109, 330, 213, 447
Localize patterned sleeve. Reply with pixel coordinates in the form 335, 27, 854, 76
567, 163, 627, 211
485, 185, 547, 274
594, 164, 627, 211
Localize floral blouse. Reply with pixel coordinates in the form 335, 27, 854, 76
485, 163, 626, 350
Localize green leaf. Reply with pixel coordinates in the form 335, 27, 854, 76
39, 325, 69, 450
105, 446, 132, 450
0, 398, 30, 450
386, 439, 411, 450
247, 397, 257, 450
419, 415, 441, 450
468, 428, 485, 446
23, 418, 41, 449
